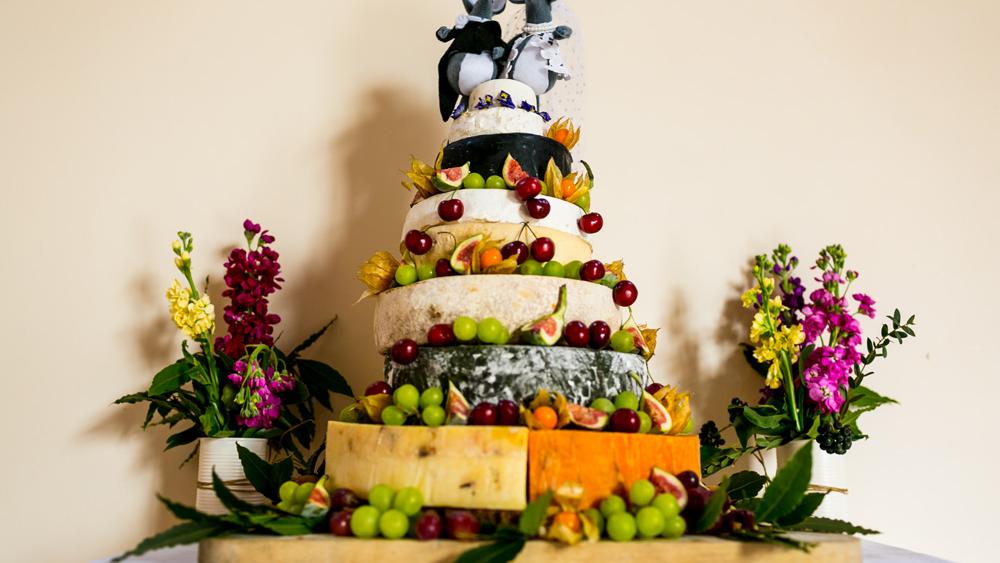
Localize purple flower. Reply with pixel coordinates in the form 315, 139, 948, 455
805, 374, 845, 414
852, 293, 876, 318
801, 307, 827, 343
216, 224, 284, 359
242, 219, 261, 234
819, 271, 845, 285
809, 288, 836, 310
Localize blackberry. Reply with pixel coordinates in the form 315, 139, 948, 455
699, 420, 725, 448
727, 398, 746, 423
817, 422, 854, 455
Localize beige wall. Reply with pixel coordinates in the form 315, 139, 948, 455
2, 1, 997, 561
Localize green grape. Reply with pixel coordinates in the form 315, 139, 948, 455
393, 487, 424, 516
610, 330, 637, 353
614, 390, 639, 411
564, 260, 583, 279
637, 411, 652, 433
379, 509, 409, 539
683, 418, 694, 433
278, 481, 298, 502
393, 384, 420, 411
416, 262, 436, 281
368, 484, 395, 512
518, 259, 543, 276
419, 387, 444, 408
463, 172, 485, 189
599, 494, 627, 517
542, 261, 565, 277
350, 505, 381, 538
575, 192, 591, 212
275, 499, 294, 513
453, 316, 478, 341
381, 405, 407, 426
589, 398, 616, 415
636, 506, 666, 538
292, 482, 315, 504
495, 325, 510, 345
652, 493, 681, 519
477, 317, 504, 344
583, 508, 604, 535
629, 479, 656, 507
661, 514, 686, 539
486, 175, 506, 190
421, 404, 446, 427
606, 512, 637, 542
394, 264, 417, 286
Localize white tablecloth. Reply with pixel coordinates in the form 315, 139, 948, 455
93, 540, 952, 563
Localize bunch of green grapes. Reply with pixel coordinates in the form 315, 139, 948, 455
381, 384, 447, 427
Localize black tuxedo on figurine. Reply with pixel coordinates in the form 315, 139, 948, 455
436, 18, 508, 121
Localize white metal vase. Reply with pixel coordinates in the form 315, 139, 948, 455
776, 440, 848, 519
196, 437, 270, 514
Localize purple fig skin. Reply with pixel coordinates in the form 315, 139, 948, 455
682, 487, 711, 523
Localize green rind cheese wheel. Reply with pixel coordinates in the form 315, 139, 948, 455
385, 345, 647, 406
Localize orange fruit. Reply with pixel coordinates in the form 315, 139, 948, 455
560, 177, 576, 198
534, 406, 558, 429
553, 128, 569, 145
480, 247, 503, 269
553, 511, 581, 533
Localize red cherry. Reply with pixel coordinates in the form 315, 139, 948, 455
609, 408, 641, 433
578, 212, 604, 234
435, 258, 454, 277
589, 320, 611, 349
515, 177, 543, 200
438, 198, 464, 221
530, 237, 555, 262
427, 323, 456, 346
564, 320, 590, 347
414, 510, 443, 540
364, 381, 392, 396
390, 339, 419, 364
613, 280, 638, 307
328, 509, 354, 536
329, 488, 362, 510
525, 197, 551, 219
645, 383, 664, 395
404, 229, 433, 255
580, 260, 605, 282
501, 241, 529, 264
445, 510, 480, 539
496, 400, 520, 425
469, 402, 497, 425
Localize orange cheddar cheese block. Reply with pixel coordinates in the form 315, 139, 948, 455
528, 430, 700, 509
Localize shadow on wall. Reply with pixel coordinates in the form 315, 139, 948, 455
663, 264, 765, 480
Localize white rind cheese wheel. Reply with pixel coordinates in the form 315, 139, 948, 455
326, 422, 529, 510
448, 78, 546, 141
373, 275, 620, 352
402, 190, 586, 241
470, 79, 538, 106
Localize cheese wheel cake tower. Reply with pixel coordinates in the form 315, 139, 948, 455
329, 0, 698, 513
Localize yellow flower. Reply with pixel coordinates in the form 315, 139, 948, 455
741, 287, 759, 309
749, 310, 771, 344
768, 295, 785, 311
166, 280, 215, 338
753, 339, 777, 364
764, 360, 783, 389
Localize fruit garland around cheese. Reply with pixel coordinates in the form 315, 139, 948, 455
338, 380, 692, 437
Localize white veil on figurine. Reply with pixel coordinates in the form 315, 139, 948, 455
500, 0, 587, 156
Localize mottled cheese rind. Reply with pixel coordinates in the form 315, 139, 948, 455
373, 276, 620, 352
528, 430, 701, 509
326, 422, 529, 510
386, 345, 645, 406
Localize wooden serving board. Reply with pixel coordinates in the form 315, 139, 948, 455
199, 533, 860, 563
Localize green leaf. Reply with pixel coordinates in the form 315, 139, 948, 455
805, 415, 821, 439
455, 538, 526, 563
157, 494, 215, 523
518, 490, 554, 537
211, 470, 267, 515
775, 493, 826, 526
727, 471, 767, 501
742, 406, 789, 431
148, 361, 195, 396
728, 529, 814, 552
287, 317, 337, 361
786, 516, 879, 535
236, 444, 283, 503
112, 520, 227, 562
756, 441, 812, 523
694, 478, 730, 532
297, 359, 353, 402
848, 386, 898, 410
259, 516, 313, 536
164, 425, 202, 450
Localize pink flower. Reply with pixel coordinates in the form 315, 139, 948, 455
806, 374, 845, 414
852, 293, 876, 318
801, 307, 827, 343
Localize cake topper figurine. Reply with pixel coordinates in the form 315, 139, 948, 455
436, 0, 510, 121
504, 0, 572, 96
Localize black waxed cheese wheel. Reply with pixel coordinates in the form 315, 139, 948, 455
384, 345, 647, 406
441, 133, 572, 179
